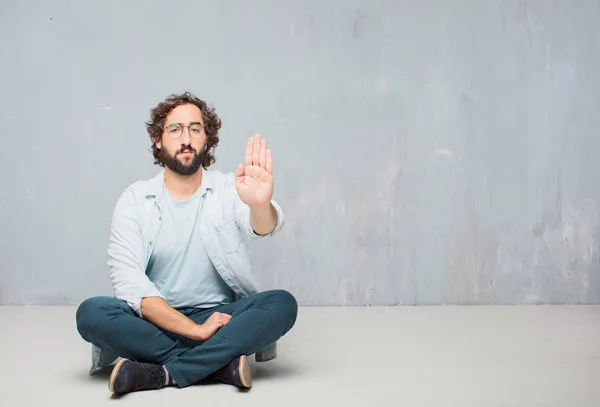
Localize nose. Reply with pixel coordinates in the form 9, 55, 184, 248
180, 126, 192, 144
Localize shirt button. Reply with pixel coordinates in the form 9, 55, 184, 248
149, 241, 153, 246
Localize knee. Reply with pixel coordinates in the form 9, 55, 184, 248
76, 296, 120, 337
267, 289, 298, 325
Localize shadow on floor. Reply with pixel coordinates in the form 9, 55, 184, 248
251, 361, 298, 380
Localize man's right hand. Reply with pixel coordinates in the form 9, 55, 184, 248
190, 312, 232, 341
141, 297, 232, 342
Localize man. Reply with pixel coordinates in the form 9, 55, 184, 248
76, 92, 297, 394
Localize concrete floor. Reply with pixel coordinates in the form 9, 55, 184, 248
1, 305, 599, 407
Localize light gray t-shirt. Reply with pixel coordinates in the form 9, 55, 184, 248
146, 184, 233, 309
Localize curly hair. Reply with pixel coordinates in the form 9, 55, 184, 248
145, 92, 222, 168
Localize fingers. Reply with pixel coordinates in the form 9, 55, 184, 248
198, 312, 232, 340
259, 138, 267, 168
210, 311, 231, 320
252, 134, 261, 165
235, 163, 245, 178
245, 137, 253, 166
244, 134, 270, 169
266, 149, 273, 175
219, 314, 231, 328
209, 312, 232, 328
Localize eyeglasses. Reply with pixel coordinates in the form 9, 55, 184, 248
163, 122, 204, 139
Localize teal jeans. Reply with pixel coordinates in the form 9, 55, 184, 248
76, 290, 297, 387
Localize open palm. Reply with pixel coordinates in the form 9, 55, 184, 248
235, 134, 274, 207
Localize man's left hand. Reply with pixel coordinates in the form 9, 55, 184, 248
235, 134, 274, 208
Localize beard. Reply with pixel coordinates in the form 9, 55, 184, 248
159, 144, 206, 176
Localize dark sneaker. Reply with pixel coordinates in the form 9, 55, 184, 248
208, 355, 252, 389
108, 359, 168, 394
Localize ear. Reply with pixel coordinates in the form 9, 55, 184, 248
155, 136, 162, 150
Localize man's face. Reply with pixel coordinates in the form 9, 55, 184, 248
156, 104, 207, 176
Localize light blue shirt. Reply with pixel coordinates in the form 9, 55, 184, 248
146, 183, 233, 309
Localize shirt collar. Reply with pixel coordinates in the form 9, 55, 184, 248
144, 168, 214, 200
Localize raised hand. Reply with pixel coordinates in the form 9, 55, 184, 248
235, 134, 274, 208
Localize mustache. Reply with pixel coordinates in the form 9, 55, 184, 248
177, 145, 197, 155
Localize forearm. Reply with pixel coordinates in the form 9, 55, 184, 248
249, 203, 278, 235
140, 297, 198, 338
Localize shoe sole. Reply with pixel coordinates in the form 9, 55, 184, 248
238, 355, 252, 388
108, 358, 128, 393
